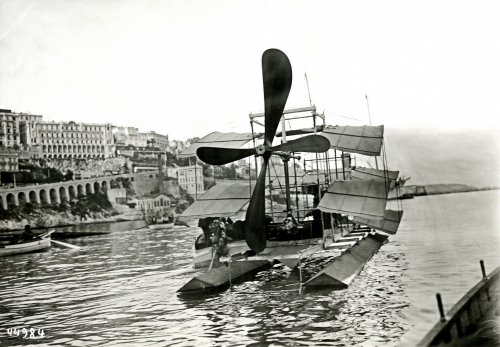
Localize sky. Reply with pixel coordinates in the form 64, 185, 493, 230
1, 0, 499, 185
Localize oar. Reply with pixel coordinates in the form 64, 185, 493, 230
50, 239, 81, 250
40, 229, 55, 238
38, 229, 80, 249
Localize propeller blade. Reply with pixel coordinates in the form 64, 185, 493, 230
196, 146, 256, 165
270, 135, 331, 153
244, 153, 270, 252
262, 49, 292, 147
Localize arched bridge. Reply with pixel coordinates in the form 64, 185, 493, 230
0, 172, 159, 210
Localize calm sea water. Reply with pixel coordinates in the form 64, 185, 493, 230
0, 190, 499, 346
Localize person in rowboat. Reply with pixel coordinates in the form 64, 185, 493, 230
23, 225, 36, 239
16, 224, 38, 243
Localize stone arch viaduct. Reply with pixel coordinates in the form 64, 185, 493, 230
0, 171, 159, 210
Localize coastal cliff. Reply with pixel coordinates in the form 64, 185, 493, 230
0, 193, 143, 231
0, 209, 142, 231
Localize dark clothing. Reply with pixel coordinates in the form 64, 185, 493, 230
21, 225, 36, 242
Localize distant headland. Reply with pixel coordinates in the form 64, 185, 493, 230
390, 183, 499, 200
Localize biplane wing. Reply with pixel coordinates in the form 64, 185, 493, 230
321, 125, 384, 156
177, 131, 255, 159
178, 181, 254, 220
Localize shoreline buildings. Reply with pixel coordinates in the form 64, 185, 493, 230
0, 109, 172, 160
1, 108, 252, 208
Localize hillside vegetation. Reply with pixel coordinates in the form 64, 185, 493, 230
0, 192, 118, 230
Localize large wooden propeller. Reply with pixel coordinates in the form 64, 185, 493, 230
196, 49, 330, 252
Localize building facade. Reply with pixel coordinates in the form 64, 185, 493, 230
177, 164, 204, 197
0, 109, 43, 150
1, 109, 171, 163
112, 127, 169, 150
0, 150, 18, 175
112, 126, 141, 146
107, 187, 127, 205
168, 139, 189, 155
34, 120, 115, 159
145, 131, 169, 150
136, 193, 173, 222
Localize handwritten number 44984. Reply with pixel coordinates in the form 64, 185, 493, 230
7, 327, 46, 339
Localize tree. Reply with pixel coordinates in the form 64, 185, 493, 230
201, 163, 212, 177
224, 164, 236, 179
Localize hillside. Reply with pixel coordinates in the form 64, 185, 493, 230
0, 193, 122, 231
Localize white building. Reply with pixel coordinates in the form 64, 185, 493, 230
0, 150, 18, 173
136, 193, 173, 221
107, 188, 127, 205
112, 126, 169, 150
34, 120, 115, 159
0, 109, 43, 151
177, 164, 204, 197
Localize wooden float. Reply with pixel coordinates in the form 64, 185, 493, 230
178, 231, 388, 293
418, 261, 500, 346
177, 260, 271, 293
192, 238, 322, 269
303, 232, 388, 290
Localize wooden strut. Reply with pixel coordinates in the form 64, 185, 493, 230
249, 106, 317, 118
228, 254, 232, 287
298, 255, 303, 294
365, 94, 379, 170
208, 244, 217, 271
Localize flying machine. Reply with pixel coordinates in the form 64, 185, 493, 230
177, 49, 403, 293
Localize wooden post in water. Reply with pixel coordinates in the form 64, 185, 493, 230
480, 260, 491, 301
480, 260, 487, 279
436, 293, 446, 322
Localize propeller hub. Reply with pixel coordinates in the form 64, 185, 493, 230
255, 144, 266, 155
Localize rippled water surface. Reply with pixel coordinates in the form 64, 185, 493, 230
1, 190, 499, 346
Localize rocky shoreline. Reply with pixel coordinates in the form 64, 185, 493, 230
0, 206, 143, 232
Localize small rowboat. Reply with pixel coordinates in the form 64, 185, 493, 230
0, 234, 51, 257
147, 221, 174, 230
418, 261, 500, 346
50, 230, 111, 239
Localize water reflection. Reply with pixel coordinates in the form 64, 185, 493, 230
0, 217, 412, 346
0, 191, 498, 346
